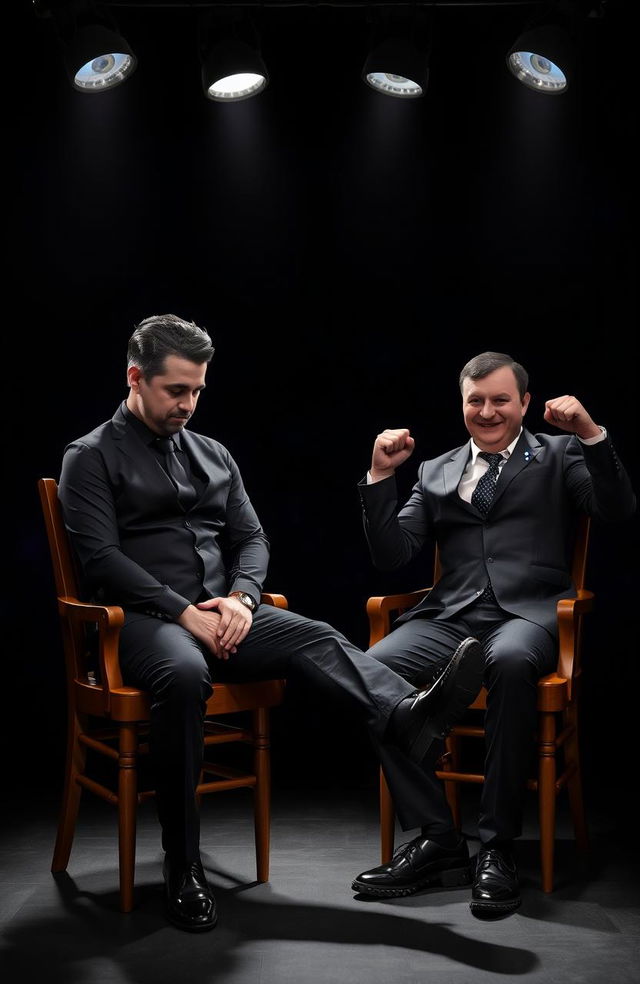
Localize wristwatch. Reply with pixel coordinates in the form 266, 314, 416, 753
229, 591, 257, 613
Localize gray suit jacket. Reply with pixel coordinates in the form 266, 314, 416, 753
58, 403, 269, 618
359, 429, 635, 636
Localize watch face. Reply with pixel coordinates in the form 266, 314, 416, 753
231, 591, 255, 611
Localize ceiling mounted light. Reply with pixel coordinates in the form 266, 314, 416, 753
66, 21, 137, 92
363, 38, 429, 99
39, 1, 138, 93
506, 5, 579, 95
199, 9, 268, 103
362, 10, 431, 100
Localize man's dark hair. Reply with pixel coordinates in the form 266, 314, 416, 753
459, 351, 529, 400
127, 314, 214, 379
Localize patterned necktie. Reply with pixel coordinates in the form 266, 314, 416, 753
471, 452, 504, 516
471, 452, 504, 603
154, 437, 197, 510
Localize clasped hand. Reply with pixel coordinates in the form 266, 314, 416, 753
178, 596, 253, 660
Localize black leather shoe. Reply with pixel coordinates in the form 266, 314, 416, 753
470, 846, 521, 917
352, 834, 472, 897
390, 636, 485, 763
163, 855, 218, 931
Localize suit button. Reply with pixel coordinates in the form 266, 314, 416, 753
487, 557, 494, 563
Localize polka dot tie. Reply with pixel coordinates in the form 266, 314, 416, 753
471, 452, 504, 603
471, 452, 504, 516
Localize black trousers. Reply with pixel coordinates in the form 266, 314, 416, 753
368, 598, 557, 844
118, 604, 417, 862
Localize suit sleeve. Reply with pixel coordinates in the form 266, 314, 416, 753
358, 465, 433, 571
564, 435, 636, 521
59, 442, 192, 618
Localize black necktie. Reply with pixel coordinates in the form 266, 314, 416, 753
471, 452, 504, 603
154, 437, 197, 509
471, 452, 504, 516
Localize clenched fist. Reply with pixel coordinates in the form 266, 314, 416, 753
370, 428, 416, 482
543, 396, 601, 441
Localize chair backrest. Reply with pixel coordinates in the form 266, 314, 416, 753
570, 513, 591, 592
38, 476, 103, 696
38, 477, 80, 599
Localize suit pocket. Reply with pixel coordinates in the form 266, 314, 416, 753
529, 563, 570, 588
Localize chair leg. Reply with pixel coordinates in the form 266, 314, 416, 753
253, 708, 271, 883
117, 724, 139, 913
442, 735, 462, 830
564, 703, 589, 853
380, 769, 395, 863
538, 712, 557, 893
51, 711, 86, 873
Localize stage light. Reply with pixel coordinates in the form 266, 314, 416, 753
199, 10, 268, 102
64, 20, 137, 92
361, 9, 431, 99
362, 33, 431, 99
506, 21, 575, 94
362, 38, 428, 98
34, 1, 139, 94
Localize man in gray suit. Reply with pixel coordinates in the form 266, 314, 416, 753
352, 351, 635, 916
58, 314, 485, 932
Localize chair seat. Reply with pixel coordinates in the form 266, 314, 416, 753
75, 677, 286, 721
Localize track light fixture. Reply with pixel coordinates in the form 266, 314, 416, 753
32, 1, 603, 104
199, 8, 268, 102
506, 3, 579, 94
37, 0, 138, 93
362, 8, 432, 99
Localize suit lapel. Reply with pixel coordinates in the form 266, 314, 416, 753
490, 429, 543, 510
443, 444, 471, 497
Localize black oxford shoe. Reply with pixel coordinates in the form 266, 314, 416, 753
163, 855, 218, 932
470, 846, 521, 917
352, 834, 472, 898
391, 636, 485, 763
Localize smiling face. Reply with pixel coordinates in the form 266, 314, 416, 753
461, 366, 530, 452
126, 354, 207, 437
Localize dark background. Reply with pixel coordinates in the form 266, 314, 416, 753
8, 1, 638, 807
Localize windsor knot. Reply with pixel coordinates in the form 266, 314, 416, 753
479, 452, 504, 469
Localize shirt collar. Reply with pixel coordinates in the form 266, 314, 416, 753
121, 401, 184, 450
469, 427, 522, 465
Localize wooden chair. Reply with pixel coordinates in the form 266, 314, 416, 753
368, 514, 593, 893
38, 477, 286, 912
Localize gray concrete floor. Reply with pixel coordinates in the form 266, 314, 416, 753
1, 776, 638, 984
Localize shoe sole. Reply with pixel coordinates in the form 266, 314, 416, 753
469, 897, 522, 916
351, 864, 472, 898
165, 908, 219, 932
406, 637, 484, 762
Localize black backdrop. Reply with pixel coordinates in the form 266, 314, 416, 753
8, 1, 638, 803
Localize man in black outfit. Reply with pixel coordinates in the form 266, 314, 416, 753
58, 314, 485, 932
352, 351, 635, 916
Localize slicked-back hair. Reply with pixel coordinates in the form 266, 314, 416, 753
127, 314, 214, 380
459, 351, 529, 400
